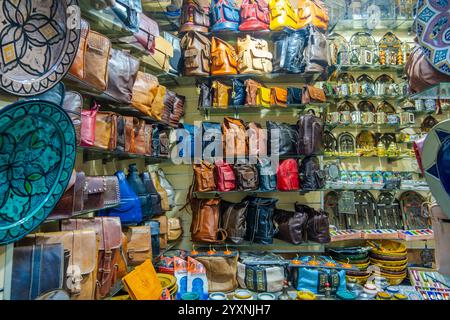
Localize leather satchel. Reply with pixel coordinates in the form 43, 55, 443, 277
106, 49, 140, 103
211, 37, 239, 75
274, 30, 308, 73
287, 87, 302, 105
62, 91, 83, 146
125, 226, 152, 266
80, 102, 100, 147
245, 196, 278, 244
234, 164, 259, 191
220, 200, 249, 244
131, 118, 147, 155
268, 0, 298, 31
11, 244, 64, 300
212, 81, 231, 108
299, 156, 325, 190
297, 113, 324, 156
297, 0, 329, 31
231, 79, 246, 106
245, 79, 263, 105
211, 0, 240, 31
277, 159, 300, 191
141, 172, 163, 217
84, 175, 121, 211
117, 116, 135, 153
215, 160, 236, 192
163, 31, 182, 74
69, 18, 90, 80
84, 30, 111, 91
273, 209, 308, 244
181, 31, 211, 76
127, 164, 152, 219
237, 35, 273, 74
256, 86, 271, 107
135, 13, 159, 54
194, 254, 238, 292
190, 198, 225, 243
270, 87, 287, 106
267, 121, 298, 156
180, 0, 211, 33
247, 122, 267, 157
302, 85, 326, 104
223, 117, 248, 157
94, 112, 118, 151
193, 161, 216, 192
304, 26, 329, 74
240, 0, 270, 31
142, 36, 174, 73
131, 71, 159, 116
49, 171, 86, 220
257, 157, 277, 191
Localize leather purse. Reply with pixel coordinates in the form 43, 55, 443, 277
287, 87, 302, 105
117, 116, 135, 153
211, 0, 240, 31
135, 13, 159, 54
141, 171, 163, 217
211, 37, 239, 75
277, 159, 300, 191
190, 198, 225, 243
302, 85, 326, 104
197, 81, 212, 108
222, 117, 248, 157
247, 122, 267, 157
237, 35, 273, 74
106, 49, 140, 103
163, 31, 182, 74
256, 86, 271, 107
297, 0, 329, 31
234, 164, 259, 191
193, 254, 238, 292
127, 164, 152, 219
180, 0, 211, 33
245, 79, 263, 105
245, 196, 278, 244
148, 165, 171, 212
142, 36, 174, 73
257, 157, 277, 191
122, 260, 163, 300
212, 80, 231, 108
131, 118, 147, 155
84, 30, 111, 91
299, 156, 325, 190
49, 171, 86, 220
131, 71, 159, 116
221, 200, 249, 244
11, 244, 64, 300
274, 209, 308, 244
240, 0, 270, 31
69, 18, 90, 80
267, 121, 298, 156
270, 87, 287, 106
268, 0, 298, 31
150, 85, 167, 121
181, 31, 211, 76
231, 79, 246, 106
215, 160, 236, 192
297, 113, 324, 156
83, 175, 121, 211
62, 91, 83, 146
80, 102, 100, 147
168, 217, 183, 241
193, 161, 216, 192
98, 171, 143, 225
94, 111, 118, 151
296, 204, 331, 243
125, 226, 152, 266
304, 26, 329, 74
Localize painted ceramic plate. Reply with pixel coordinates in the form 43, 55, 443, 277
0, 100, 76, 244
423, 119, 450, 219
0, 0, 80, 96
415, 0, 450, 75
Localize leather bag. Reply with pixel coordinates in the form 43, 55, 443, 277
80, 102, 100, 147
198, 81, 212, 108
268, 0, 298, 30
180, 0, 211, 33
274, 209, 308, 245
256, 86, 271, 107
294, 263, 346, 294
131, 71, 159, 116
222, 117, 248, 157
157, 169, 175, 209
296, 204, 330, 243
257, 157, 277, 191
94, 112, 118, 151
127, 164, 152, 219
245, 79, 263, 105
125, 226, 152, 266
273, 30, 308, 73
194, 254, 238, 292
108, 0, 143, 33
245, 197, 278, 244
49, 171, 86, 220
150, 85, 167, 121
299, 156, 325, 190
297, 0, 329, 31
193, 161, 216, 192
152, 215, 169, 249
11, 244, 64, 300
267, 121, 298, 156
302, 85, 326, 104
131, 118, 147, 155
231, 79, 246, 106
122, 259, 162, 300
237, 35, 273, 74
69, 19, 90, 80
211, 37, 238, 75
148, 165, 171, 212
202, 122, 222, 158
247, 122, 267, 157
83, 175, 121, 212
141, 172, 163, 217
163, 31, 182, 74
277, 159, 300, 191
116, 116, 135, 153
287, 87, 302, 105
62, 91, 83, 146
215, 160, 236, 192
212, 81, 231, 108
135, 13, 159, 54
220, 200, 249, 244
234, 164, 259, 191
270, 87, 287, 106
106, 49, 140, 103
181, 31, 211, 76
143, 36, 174, 73
190, 198, 225, 243
84, 30, 111, 91
240, 0, 270, 31
211, 0, 240, 31
304, 26, 329, 74
168, 218, 183, 241
297, 113, 324, 156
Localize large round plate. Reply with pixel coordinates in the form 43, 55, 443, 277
423, 119, 450, 219
415, 0, 450, 75
0, 0, 80, 96
0, 100, 76, 244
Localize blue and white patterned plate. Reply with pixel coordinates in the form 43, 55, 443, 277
415, 0, 450, 76
0, 100, 76, 244
0, 0, 80, 96
423, 119, 450, 219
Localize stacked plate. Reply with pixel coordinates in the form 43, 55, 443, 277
368, 241, 408, 285
157, 273, 178, 299
328, 247, 371, 285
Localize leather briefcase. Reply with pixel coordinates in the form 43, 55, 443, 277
240, 0, 270, 31
212, 80, 231, 108
193, 161, 217, 192
223, 117, 248, 157
297, 0, 329, 31
94, 112, 118, 151
84, 30, 111, 91
302, 85, 326, 104
180, 0, 211, 33
181, 31, 211, 76
245, 79, 263, 105
211, 37, 239, 75
125, 226, 152, 266
235, 164, 259, 191
62, 91, 83, 146
49, 171, 86, 220
220, 200, 249, 244
211, 0, 240, 31
131, 71, 159, 116
270, 87, 287, 106
268, 0, 298, 31
237, 35, 273, 74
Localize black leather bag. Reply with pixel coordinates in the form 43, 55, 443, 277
127, 164, 152, 219
257, 158, 277, 191
140, 172, 163, 217
231, 79, 246, 106
299, 156, 325, 190
234, 164, 259, 191
287, 87, 302, 105
197, 81, 212, 109
245, 197, 278, 244
220, 200, 249, 244
273, 30, 309, 73
297, 113, 324, 156
267, 121, 298, 156
273, 209, 308, 245
296, 203, 331, 244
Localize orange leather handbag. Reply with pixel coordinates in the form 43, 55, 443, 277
211, 37, 239, 75
131, 72, 159, 116
222, 117, 248, 157
297, 0, 329, 31
270, 87, 287, 106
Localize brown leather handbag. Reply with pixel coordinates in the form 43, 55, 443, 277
302, 85, 326, 104
273, 208, 308, 245
83, 176, 121, 211
245, 79, 263, 105
94, 112, 118, 151
69, 18, 90, 80
131, 118, 147, 155
190, 198, 226, 243
237, 35, 273, 74
181, 31, 211, 76
270, 87, 287, 107
193, 161, 216, 192
150, 85, 167, 121
211, 37, 238, 75
62, 91, 83, 146
212, 81, 231, 108
222, 117, 248, 157
220, 200, 249, 244
131, 71, 159, 116
125, 226, 152, 266
117, 116, 135, 153
180, 0, 211, 33
84, 30, 111, 91
49, 171, 86, 220
234, 164, 259, 191
106, 49, 140, 103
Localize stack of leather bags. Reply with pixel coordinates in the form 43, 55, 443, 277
328, 247, 371, 285
368, 240, 408, 285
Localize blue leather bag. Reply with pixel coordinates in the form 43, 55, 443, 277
287, 87, 302, 105
257, 158, 277, 191
11, 244, 64, 300
145, 220, 161, 257
231, 79, 246, 106
202, 122, 222, 159
211, 0, 240, 31
110, 0, 143, 33
177, 123, 199, 158
274, 30, 309, 74
141, 172, 163, 217
244, 197, 278, 244
98, 171, 143, 225
127, 164, 152, 219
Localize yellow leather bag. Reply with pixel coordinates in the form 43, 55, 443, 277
150, 85, 167, 121
131, 71, 159, 116
268, 0, 298, 31
122, 259, 162, 300
212, 80, 231, 108
256, 86, 271, 107
237, 35, 273, 74
297, 0, 329, 31
142, 36, 174, 72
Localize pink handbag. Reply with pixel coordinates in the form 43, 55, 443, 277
81, 102, 100, 147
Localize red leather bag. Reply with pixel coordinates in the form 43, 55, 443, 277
81, 102, 100, 147
277, 159, 300, 191
215, 160, 236, 192
239, 0, 270, 31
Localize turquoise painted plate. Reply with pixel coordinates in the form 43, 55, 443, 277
0, 100, 76, 244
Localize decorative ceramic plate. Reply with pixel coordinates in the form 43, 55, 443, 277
0, 0, 80, 96
423, 119, 450, 219
0, 100, 76, 245
415, 0, 450, 75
